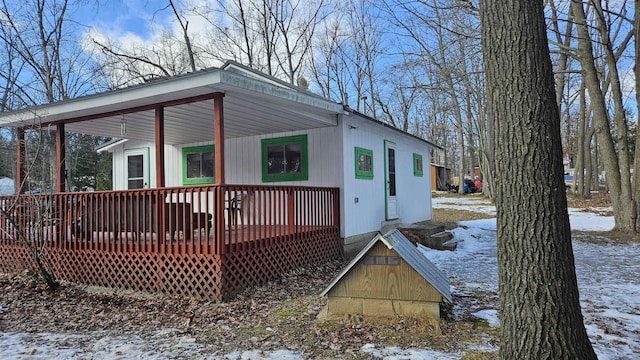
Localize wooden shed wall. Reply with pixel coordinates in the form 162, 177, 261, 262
326, 297, 440, 320
327, 242, 442, 302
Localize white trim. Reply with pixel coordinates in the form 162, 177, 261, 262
0, 68, 342, 128
97, 139, 128, 153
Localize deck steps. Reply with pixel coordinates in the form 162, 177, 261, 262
398, 224, 458, 251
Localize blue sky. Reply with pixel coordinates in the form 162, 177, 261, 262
73, 0, 168, 40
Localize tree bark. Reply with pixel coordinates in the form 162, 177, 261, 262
480, 1, 597, 358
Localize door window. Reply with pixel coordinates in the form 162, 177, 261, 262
125, 149, 148, 189
388, 148, 396, 196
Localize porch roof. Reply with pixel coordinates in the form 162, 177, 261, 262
0, 61, 343, 144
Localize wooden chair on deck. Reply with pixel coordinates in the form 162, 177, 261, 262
226, 193, 244, 228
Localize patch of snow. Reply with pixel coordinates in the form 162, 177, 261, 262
361, 344, 463, 359
472, 309, 500, 327
568, 208, 615, 231
432, 195, 496, 216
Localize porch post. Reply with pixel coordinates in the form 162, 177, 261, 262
155, 106, 165, 188
56, 123, 66, 193
213, 92, 225, 255
213, 92, 225, 185
16, 128, 25, 194
155, 106, 166, 245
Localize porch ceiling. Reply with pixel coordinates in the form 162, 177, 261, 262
0, 65, 343, 144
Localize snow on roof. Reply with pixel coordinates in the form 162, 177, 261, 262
321, 228, 452, 302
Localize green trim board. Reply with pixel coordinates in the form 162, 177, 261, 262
354, 146, 374, 180
182, 144, 215, 185
261, 135, 308, 182
413, 153, 424, 177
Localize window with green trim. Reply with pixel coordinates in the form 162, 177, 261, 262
355, 147, 373, 180
413, 153, 424, 177
182, 145, 215, 185
261, 135, 308, 182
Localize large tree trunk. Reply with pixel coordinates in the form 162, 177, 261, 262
480, 1, 597, 359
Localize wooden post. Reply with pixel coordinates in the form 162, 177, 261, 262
216, 185, 225, 255
55, 123, 66, 245
213, 93, 226, 255
155, 106, 165, 188
213, 92, 225, 185
288, 189, 295, 235
16, 128, 25, 194
154, 107, 166, 248
56, 123, 66, 193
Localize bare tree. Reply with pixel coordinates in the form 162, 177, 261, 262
383, 0, 475, 192
0, 0, 104, 188
88, 0, 202, 87
267, 0, 327, 85
0, 127, 60, 289
481, 0, 597, 357
308, 13, 349, 101
167, 0, 197, 72
570, 0, 637, 231
0, 0, 110, 287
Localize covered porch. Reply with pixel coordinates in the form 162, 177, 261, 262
0, 62, 344, 300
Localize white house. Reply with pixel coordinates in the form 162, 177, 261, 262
93, 63, 437, 256
0, 61, 438, 259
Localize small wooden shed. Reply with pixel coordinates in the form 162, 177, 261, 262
321, 229, 451, 321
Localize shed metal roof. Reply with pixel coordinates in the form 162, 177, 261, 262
320, 229, 452, 302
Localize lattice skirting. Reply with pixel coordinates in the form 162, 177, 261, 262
0, 244, 223, 300
221, 229, 341, 300
0, 244, 33, 273
0, 229, 340, 301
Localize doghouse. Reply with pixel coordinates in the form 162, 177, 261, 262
321, 229, 451, 322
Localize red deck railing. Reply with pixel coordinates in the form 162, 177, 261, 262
0, 185, 341, 300
0, 185, 339, 255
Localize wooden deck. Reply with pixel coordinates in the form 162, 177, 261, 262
0, 185, 341, 301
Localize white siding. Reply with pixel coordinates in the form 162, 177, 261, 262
111, 115, 433, 240
224, 127, 343, 186
112, 127, 343, 189
341, 114, 433, 238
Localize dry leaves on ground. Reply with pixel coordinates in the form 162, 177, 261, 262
0, 261, 496, 359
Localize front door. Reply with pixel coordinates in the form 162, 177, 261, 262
125, 149, 149, 189
384, 140, 398, 220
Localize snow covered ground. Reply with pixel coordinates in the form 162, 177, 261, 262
427, 194, 638, 359
2, 194, 637, 359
